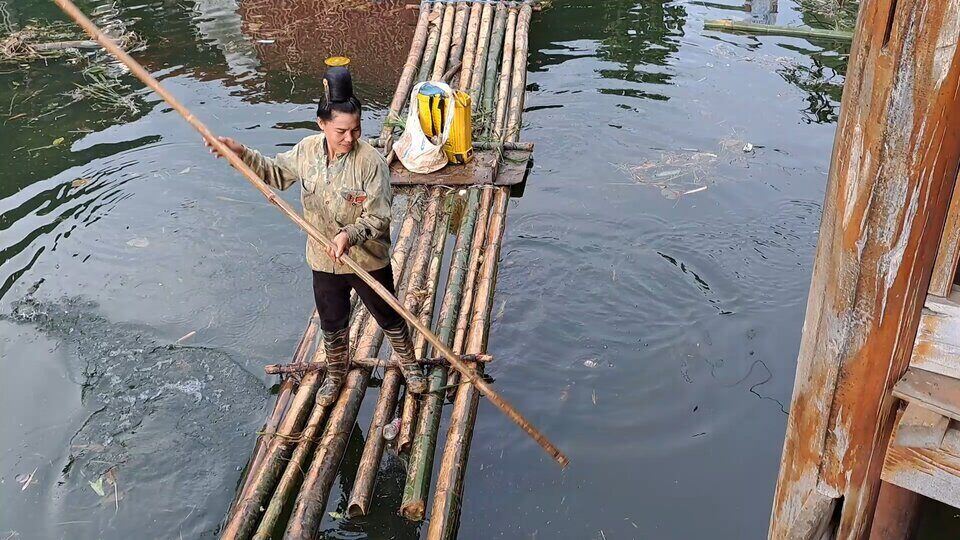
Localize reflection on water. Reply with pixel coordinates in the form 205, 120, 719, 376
1, 0, 855, 538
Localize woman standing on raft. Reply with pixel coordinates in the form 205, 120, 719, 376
207, 63, 426, 404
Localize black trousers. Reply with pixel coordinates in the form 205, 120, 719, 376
312, 265, 403, 333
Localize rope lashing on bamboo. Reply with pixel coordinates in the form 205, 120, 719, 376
52, 0, 568, 470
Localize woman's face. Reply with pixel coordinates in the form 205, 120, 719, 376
318, 111, 361, 156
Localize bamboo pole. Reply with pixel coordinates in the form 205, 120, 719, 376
222, 346, 326, 538
431, 2, 457, 81
249, 208, 420, 539
504, 3, 531, 143
446, 188, 493, 398
55, 0, 568, 471
457, 2, 483, 92
283, 195, 442, 539
447, 2, 471, 88
400, 188, 482, 521
381, 0, 431, 144
235, 311, 317, 503
417, 2, 445, 83
468, 2, 495, 104
493, 8, 517, 140
704, 18, 853, 41
346, 189, 447, 517
481, 3, 508, 132
429, 187, 509, 540
397, 199, 451, 453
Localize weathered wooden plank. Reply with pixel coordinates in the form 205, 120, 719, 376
893, 368, 960, 423
769, 0, 960, 537
911, 289, 960, 379
866, 482, 922, 540
929, 173, 960, 296
389, 149, 531, 187
882, 420, 960, 508
893, 401, 950, 449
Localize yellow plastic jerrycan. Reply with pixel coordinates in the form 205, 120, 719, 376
444, 90, 473, 165
416, 84, 446, 142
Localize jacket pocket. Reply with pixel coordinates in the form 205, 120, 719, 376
335, 188, 366, 226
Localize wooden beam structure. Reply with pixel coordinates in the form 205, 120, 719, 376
769, 0, 960, 537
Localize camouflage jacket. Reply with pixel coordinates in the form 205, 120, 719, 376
241, 134, 392, 274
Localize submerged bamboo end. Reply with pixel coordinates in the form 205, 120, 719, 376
400, 501, 426, 522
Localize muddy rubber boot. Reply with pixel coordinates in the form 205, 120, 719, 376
317, 327, 349, 406
383, 322, 427, 394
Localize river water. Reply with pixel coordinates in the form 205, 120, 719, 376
0, 0, 863, 538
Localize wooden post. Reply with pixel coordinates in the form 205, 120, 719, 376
769, 0, 960, 538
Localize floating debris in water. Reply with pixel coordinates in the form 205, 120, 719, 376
583, 359, 598, 368
126, 237, 149, 248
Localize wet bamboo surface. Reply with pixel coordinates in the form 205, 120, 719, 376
223, 2, 536, 538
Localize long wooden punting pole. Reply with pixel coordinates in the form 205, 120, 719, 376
381, 0, 431, 147
250, 209, 421, 539
400, 188, 482, 521
284, 194, 441, 539
347, 188, 447, 517
429, 187, 509, 540
769, 0, 960, 537
504, 3, 531, 143
54, 0, 568, 469
493, 8, 517, 140
468, 2, 495, 105
457, 3, 483, 92
431, 2, 456, 81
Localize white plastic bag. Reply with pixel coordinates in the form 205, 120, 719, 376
395, 81, 456, 174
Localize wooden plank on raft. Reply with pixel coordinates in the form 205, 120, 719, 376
911, 288, 960, 379
389, 149, 532, 186
928, 172, 960, 296
893, 368, 960, 423
893, 401, 950, 449
768, 0, 960, 537
883, 419, 960, 508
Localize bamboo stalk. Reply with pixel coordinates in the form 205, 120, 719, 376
468, 2, 495, 104
249, 207, 420, 538
346, 189, 447, 516
250, 361, 330, 540
493, 8, 517, 140
431, 2, 457, 81
400, 188, 482, 521
504, 3, 531, 143
222, 346, 326, 539
398, 197, 452, 453
381, 0, 431, 143
417, 3, 445, 83
447, 2, 471, 88
428, 187, 510, 540
56, 0, 568, 473
457, 2, 483, 92
481, 3, 508, 133
704, 18, 853, 41
235, 310, 318, 503
446, 188, 493, 398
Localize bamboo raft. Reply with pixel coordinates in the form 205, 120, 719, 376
221, 2, 537, 538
